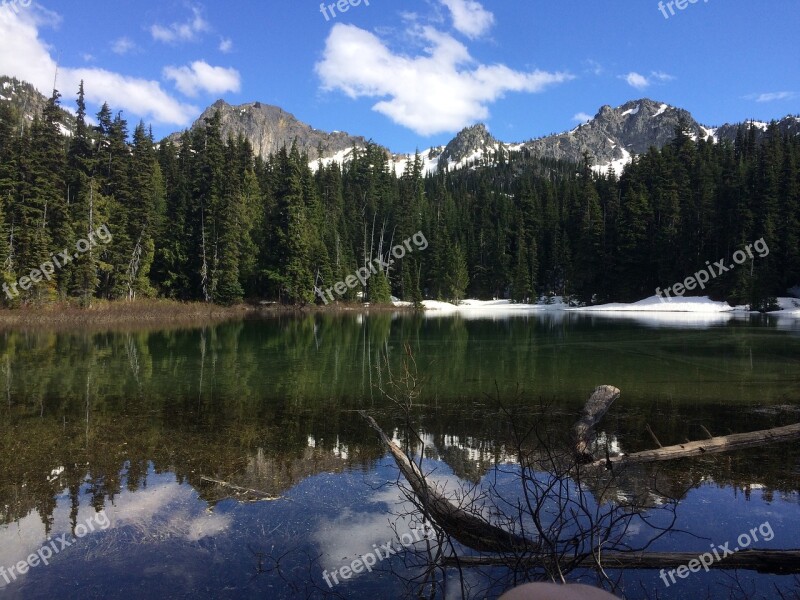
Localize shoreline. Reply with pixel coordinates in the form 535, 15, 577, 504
0, 294, 797, 332
0, 299, 421, 332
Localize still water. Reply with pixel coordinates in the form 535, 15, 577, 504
0, 312, 798, 599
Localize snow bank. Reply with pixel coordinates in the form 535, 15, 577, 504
569, 295, 736, 313
387, 295, 800, 321
416, 298, 567, 320
774, 297, 800, 317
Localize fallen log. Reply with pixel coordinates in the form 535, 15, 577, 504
359, 411, 533, 553
590, 422, 800, 469
573, 385, 621, 461
441, 549, 800, 574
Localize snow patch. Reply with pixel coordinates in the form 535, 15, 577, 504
592, 147, 632, 176
700, 127, 718, 143
621, 105, 640, 117
419, 298, 568, 320
390, 147, 441, 176
774, 297, 800, 317
652, 103, 669, 118
308, 147, 358, 171
570, 295, 735, 313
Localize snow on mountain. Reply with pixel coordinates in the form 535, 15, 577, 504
592, 147, 632, 176
700, 126, 718, 142
307, 101, 798, 177
388, 147, 442, 176
653, 103, 669, 118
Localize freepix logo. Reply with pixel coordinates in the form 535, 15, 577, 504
658, 0, 709, 20
0, 511, 110, 585
1, 0, 32, 16
320, 0, 369, 22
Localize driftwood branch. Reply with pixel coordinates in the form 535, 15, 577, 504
591, 422, 800, 468
573, 385, 621, 461
441, 549, 800, 573
359, 411, 532, 553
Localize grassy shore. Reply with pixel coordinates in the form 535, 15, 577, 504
0, 299, 245, 332
0, 298, 418, 332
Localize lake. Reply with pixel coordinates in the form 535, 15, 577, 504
1, 312, 798, 599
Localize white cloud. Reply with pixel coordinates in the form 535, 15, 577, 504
748, 91, 796, 103
623, 72, 650, 90
316, 24, 571, 136
219, 37, 233, 53
163, 60, 240, 97
440, 0, 494, 39
572, 112, 592, 123
150, 5, 209, 43
111, 36, 136, 55
622, 70, 675, 90
650, 70, 675, 83
0, 8, 198, 125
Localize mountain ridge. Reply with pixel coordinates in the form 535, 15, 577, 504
2, 74, 798, 175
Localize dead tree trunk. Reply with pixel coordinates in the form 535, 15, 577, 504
359, 411, 532, 553
362, 386, 800, 578
591, 422, 800, 469
441, 549, 800, 573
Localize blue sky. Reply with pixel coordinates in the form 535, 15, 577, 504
0, 0, 798, 152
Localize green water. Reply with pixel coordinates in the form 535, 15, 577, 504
0, 313, 798, 599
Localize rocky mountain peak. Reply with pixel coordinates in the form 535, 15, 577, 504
439, 123, 498, 167
169, 99, 368, 160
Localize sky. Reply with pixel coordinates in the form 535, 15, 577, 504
0, 0, 798, 153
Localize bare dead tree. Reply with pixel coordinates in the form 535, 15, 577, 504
361, 350, 800, 599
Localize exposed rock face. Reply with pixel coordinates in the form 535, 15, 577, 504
439, 123, 499, 167
522, 99, 702, 166
169, 99, 368, 160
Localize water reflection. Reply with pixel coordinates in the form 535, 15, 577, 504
0, 314, 798, 597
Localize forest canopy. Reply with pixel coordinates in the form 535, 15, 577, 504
0, 84, 798, 309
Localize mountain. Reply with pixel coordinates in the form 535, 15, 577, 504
0, 75, 75, 136
525, 99, 703, 172
2, 75, 798, 174
427, 99, 799, 175
167, 99, 369, 161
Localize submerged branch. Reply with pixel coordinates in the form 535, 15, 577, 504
200, 476, 282, 501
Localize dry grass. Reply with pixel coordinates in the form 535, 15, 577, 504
0, 299, 420, 333
0, 299, 246, 333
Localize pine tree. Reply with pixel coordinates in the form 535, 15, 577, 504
448, 243, 469, 304
68, 82, 100, 305
572, 153, 604, 301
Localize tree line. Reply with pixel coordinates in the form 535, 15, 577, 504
0, 83, 797, 308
